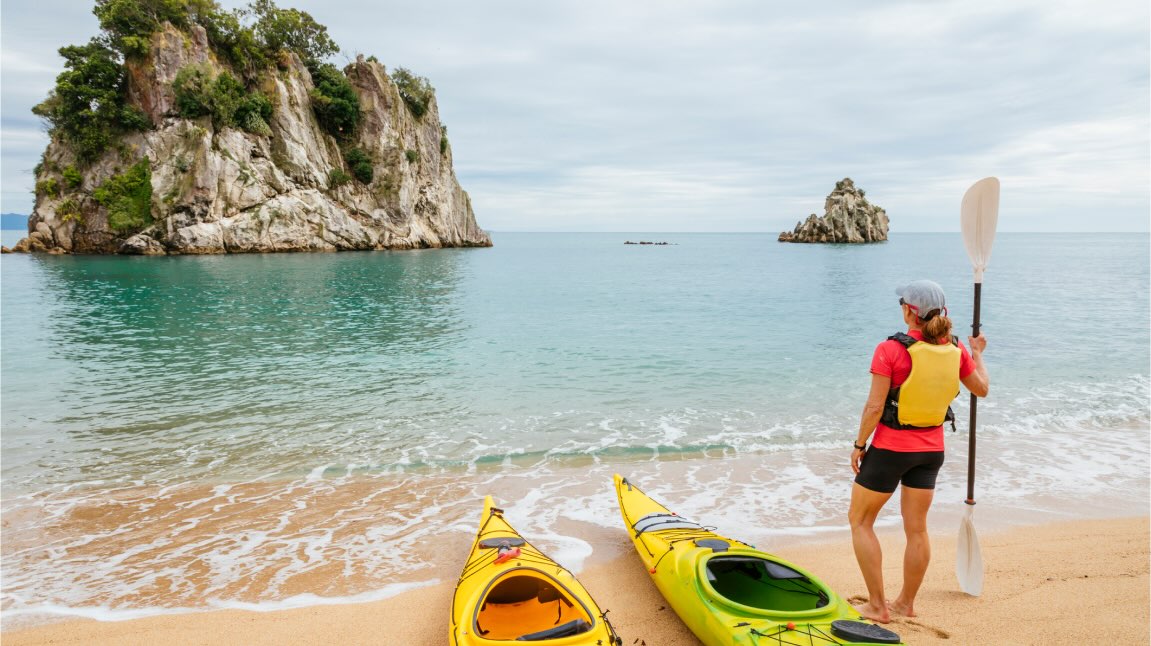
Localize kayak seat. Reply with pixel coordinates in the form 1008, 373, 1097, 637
486, 575, 545, 604
515, 619, 592, 641
705, 556, 829, 612
476, 574, 592, 641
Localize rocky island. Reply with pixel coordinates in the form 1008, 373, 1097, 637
11, 0, 490, 255
778, 178, 888, 243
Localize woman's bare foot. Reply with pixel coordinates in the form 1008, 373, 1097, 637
852, 600, 891, 623
888, 598, 916, 618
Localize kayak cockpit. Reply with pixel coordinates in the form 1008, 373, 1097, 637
703, 555, 831, 612
474, 570, 595, 641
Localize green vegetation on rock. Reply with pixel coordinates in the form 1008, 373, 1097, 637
328, 168, 351, 188
390, 67, 434, 119
244, 0, 338, 63
307, 62, 361, 139
173, 63, 273, 134
35, 0, 347, 165
31, 0, 460, 241
201, 9, 267, 75
172, 64, 215, 117
32, 40, 149, 163
63, 165, 84, 188
59, 198, 83, 222
36, 178, 61, 198
344, 147, 373, 183
94, 0, 215, 58
94, 0, 337, 64
94, 160, 153, 231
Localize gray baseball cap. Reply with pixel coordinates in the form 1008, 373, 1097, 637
895, 280, 947, 318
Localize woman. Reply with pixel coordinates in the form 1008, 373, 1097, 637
849, 280, 989, 623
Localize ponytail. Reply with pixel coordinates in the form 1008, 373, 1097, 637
921, 310, 953, 344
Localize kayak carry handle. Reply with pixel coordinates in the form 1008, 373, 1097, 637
494, 546, 521, 564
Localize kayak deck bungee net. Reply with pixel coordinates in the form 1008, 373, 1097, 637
613, 475, 903, 646
451, 496, 622, 645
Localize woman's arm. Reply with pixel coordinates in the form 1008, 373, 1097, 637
853, 373, 891, 474
961, 335, 989, 398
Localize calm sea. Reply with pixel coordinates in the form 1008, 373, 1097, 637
2, 232, 1148, 624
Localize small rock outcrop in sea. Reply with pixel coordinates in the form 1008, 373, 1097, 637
624, 241, 674, 245
15, 2, 490, 255
778, 178, 889, 243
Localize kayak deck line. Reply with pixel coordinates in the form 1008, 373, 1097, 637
631, 512, 707, 536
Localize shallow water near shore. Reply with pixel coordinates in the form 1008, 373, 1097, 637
2, 232, 1148, 626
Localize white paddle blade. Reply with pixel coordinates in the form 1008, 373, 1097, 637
956, 505, 984, 596
960, 177, 1000, 283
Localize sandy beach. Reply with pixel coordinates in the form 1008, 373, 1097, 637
5, 515, 1146, 645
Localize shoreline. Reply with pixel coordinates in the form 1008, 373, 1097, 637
4, 515, 1147, 645
5, 447, 1147, 624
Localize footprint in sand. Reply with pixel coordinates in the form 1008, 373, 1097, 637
896, 619, 951, 639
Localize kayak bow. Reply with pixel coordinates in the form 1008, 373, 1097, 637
451, 496, 621, 645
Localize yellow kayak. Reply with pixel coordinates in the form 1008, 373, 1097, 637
613, 475, 903, 646
450, 496, 622, 645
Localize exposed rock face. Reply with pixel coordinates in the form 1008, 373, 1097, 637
19, 24, 491, 255
778, 178, 888, 243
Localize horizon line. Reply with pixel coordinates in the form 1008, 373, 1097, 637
2, 227, 1148, 234
481, 230, 1151, 234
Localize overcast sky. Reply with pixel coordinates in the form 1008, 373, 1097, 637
2, 0, 1148, 231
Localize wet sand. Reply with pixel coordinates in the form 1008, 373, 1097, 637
5, 515, 1147, 645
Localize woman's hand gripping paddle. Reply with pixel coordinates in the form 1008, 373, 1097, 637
957, 177, 999, 596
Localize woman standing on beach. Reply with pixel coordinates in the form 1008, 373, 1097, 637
848, 280, 989, 623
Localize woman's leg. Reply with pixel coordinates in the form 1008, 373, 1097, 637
849, 482, 894, 623
891, 484, 934, 617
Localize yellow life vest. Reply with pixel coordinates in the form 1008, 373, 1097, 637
881, 332, 961, 430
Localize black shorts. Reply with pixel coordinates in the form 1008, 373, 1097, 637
855, 447, 945, 494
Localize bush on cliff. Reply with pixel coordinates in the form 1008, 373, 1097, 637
235, 92, 274, 135
200, 8, 268, 76
31, 40, 149, 163
94, 160, 153, 232
63, 165, 84, 189
172, 64, 214, 117
93, 0, 215, 57
94, 0, 337, 64
36, 178, 60, 198
328, 168, 351, 188
307, 62, 361, 139
390, 67, 434, 119
173, 64, 273, 135
344, 147, 373, 183
245, 0, 338, 63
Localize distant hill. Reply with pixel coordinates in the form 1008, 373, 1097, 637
2, 213, 28, 231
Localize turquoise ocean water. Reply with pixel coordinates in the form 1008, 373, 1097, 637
2, 232, 1148, 623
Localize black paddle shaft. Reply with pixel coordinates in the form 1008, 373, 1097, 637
966, 282, 981, 505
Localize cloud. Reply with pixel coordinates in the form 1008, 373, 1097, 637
1, 0, 1146, 230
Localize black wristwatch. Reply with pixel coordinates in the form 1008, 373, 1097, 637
853, 441, 867, 451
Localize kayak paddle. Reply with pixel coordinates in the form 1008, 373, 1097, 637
957, 176, 999, 596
